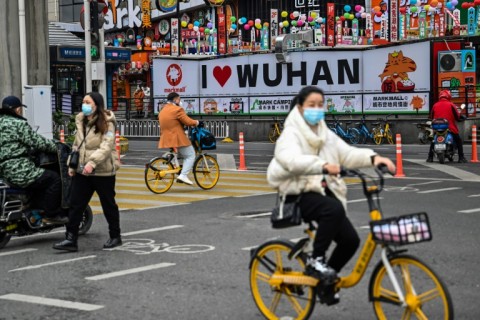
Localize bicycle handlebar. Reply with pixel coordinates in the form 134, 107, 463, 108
322, 165, 390, 194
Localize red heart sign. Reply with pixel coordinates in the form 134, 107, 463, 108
213, 66, 232, 87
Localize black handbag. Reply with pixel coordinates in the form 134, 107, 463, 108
270, 194, 303, 229
67, 151, 80, 169
67, 127, 92, 170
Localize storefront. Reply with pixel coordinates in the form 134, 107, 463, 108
105, 47, 131, 112
50, 45, 86, 114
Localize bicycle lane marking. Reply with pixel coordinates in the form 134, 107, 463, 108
122, 225, 184, 237
8, 256, 97, 272
103, 238, 215, 255
0, 293, 104, 311
85, 263, 176, 281
0, 248, 37, 257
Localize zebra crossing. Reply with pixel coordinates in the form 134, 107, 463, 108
90, 167, 274, 214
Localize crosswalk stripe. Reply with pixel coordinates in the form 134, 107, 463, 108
89, 167, 273, 213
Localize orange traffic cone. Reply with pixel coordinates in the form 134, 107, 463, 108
238, 132, 247, 171
394, 134, 405, 178
115, 130, 121, 164
471, 125, 479, 163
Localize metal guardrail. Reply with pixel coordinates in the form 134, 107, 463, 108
54, 120, 229, 139
116, 120, 229, 138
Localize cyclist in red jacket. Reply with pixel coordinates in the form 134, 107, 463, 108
427, 90, 467, 163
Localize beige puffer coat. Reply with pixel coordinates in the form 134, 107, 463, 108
71, 111, 120, 176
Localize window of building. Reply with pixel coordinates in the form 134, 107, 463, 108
59, 0, 84, 23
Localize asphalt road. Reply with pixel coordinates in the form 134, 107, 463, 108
1, 140, 480, 319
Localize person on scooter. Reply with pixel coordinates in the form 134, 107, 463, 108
0, 96, 68, 224
427, 90, 468, 163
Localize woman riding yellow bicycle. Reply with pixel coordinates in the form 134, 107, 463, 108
266, 86, 395, 304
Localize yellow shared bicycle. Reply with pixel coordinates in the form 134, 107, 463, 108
249, 167, 453, 320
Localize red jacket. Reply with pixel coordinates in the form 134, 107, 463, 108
430, 98, 461, 134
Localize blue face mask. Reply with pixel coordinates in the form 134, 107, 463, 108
82, 104, 93, 116
303, 108, 325, 125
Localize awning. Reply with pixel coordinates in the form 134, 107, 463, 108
49, 22, 85, 47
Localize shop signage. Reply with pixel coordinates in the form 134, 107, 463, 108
270, 9, 278, 49
326, 3, 335, 47
170, 18, 179, 56
104, 0, 142, 30
295, 0, 320, 8
105, 48, 131, 61
152, 41, 430, 114
58, 47, 85, 60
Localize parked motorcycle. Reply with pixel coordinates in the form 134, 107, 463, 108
0, 143, 93, 249
431, 104, 466, 164
416, 120, 433, 144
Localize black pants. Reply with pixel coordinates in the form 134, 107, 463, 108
297, 191, 360, 273
67, 174, 120, 238
27, 169, 65, 217
428, 133, 464, 158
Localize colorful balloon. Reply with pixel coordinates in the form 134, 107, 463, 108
244, 24, 250, 30
181, 21, 187, 28
194, 21, 200, 27
230, 16, 236, 23
281, 11, 288, 18
344, 5, 351, 12
355, 4, 362, 11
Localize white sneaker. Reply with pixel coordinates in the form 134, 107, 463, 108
177, 174, 193, 185
306, 256, 337, 283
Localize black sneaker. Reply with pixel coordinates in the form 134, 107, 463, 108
317, 284, 340, 306
426, 157, 434, 163
458, 157, 468, 163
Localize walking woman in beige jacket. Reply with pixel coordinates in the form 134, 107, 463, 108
54, 92, 121, 252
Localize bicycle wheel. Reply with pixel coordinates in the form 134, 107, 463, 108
373, 128, 383, 145
193, 154, 220, 190
369, 254, 453, 320
385, 129, 394, 144
250, 240, 316, 320
347, 128, 361, 144
144, 157, 175, 194
269, 127, 280, 143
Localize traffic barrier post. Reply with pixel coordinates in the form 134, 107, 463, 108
238, 132, 247, 171
60, 129, 65, 143
115, 130, 121, 164
471, 125, 479, 163
394, 133, 405, 178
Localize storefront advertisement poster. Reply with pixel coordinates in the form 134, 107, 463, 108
170, 18, 179, 56
199, 97, 249, 114
152, 59, 199, 97
324, 95, 362, 114
249, 96, 294, 114
362, 41, 430, 93
327, 3, 335, 47
270, 9, 278, 49
199, 51, 362, 96
363, 93, 429, 113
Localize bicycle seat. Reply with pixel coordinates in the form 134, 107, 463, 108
371, 122, 380, 126
354, 122, 361, 125
345, 121, 352, 125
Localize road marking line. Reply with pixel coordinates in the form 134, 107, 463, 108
0, 248, 38, 257
407, 181, 442, 186
11, 230, 64, 240
85, 262, 175, 281
235, 192, 276, 198
458, 208, 480, 213
122, 225, 183, 236
236, 212, 271, 218
468, 194, 480, 198
8, 255, 96, 272
347, 198, 383, 203
405, 159, 480, 181
0, 293, 104, 311
417, 187, 462, 194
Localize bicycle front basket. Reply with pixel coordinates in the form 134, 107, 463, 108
370, 212, 431, 246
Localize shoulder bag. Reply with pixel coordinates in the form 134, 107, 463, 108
271, 193, 303, 229
67, 127, 93, 170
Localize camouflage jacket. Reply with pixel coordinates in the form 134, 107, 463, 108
0, 113, 56, 188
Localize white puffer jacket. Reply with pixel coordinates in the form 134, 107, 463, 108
267, 107, 377, 210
